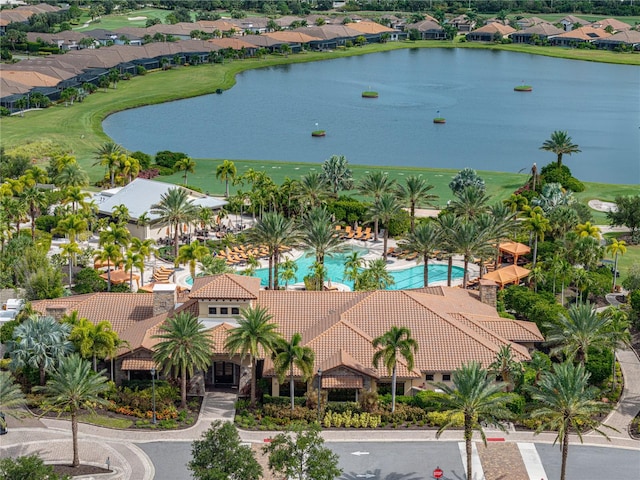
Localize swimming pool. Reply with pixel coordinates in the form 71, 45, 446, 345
238, 248, 462, 290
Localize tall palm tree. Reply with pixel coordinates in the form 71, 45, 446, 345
247, 212, 300, 290
321, 154, 353, 196
359, 171, 396, 240
488, 345, 523, 392
540, 130, 581, 168
372, 326, 418, 413
99, 221, 131, 253
216, 160, 237, 198
545, 302, 612, 365
175, 157, 197, 185
124, 250, 144, 290
396, 175, 438, 233
60, 241, 82, 289
272, 333, 315, 410
153, 312, 214, 409
343, 251, 364, 287
434, 362, 513, 480
150, 187, 198, 258
399, 221, 442, 287
575, 221, 601, 240
36, 355, 110, 467
7, 315, 73, 385
55, 214, 88, 243
225, 306, 281, 406
0, 371, 26, 428
94, 142, 122, 187
111, 204, 130, 225
523, 211, 550, 267
368, 193, 402, 261
601, 306, 631, 392
299, 207, 343, 266
606, 239, 626, 292
278, 258, 298, 289
489, 202, 517, 269
62, 186, 90, 215
67, 317, 120, 371
130, 237, 155, 285
295, 172, 331, 211
436, 213, 458, 287
94, 244, 122, 291
176, 240, 209, 279
526, 362, 611, 480
448, 217, 492, 288
21, 186, 47, 240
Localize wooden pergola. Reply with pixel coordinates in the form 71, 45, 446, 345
483, 264, 530, 289
498, 241, 531, 264
100, 269, 139, 285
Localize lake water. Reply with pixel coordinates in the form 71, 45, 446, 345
103, 48, 640, 184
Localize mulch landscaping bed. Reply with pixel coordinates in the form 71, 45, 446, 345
51, 464, 111, 477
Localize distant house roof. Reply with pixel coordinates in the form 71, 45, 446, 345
291, 25, 363, 41
208, 37, 256, 50
514, 22, 564, 37
404, 19, 443, 32
262, 30, 321, 43
0, 69, 60, 87
344, 21, 396, 35
469, 23, 516, 36
96, 178, 226, 221
590, 18, 632, 32
560, 15, 590, 26
594, 29, 640, 45
553, 26, 612, 41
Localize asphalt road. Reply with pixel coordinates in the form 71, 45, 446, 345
138, 441, 640, 480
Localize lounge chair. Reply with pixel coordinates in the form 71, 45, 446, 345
404, 252, 418, 261
341, 226, 352, 239
333, 225, 342, 238
353, 227, 363, 239
386, 247, 396, 256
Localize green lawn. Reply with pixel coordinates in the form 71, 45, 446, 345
78, 412, 133, 429
75, 8, 180, 31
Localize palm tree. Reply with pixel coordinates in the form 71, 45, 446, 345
526, 362, 611, 480
606, 239, 626, 291
225, 305, 281, 406
299, 207, 343, 266
343, 251, 364, 287
359, 258, 394, 291
372, 326, 418, 413
489, 202, 517, 269
359, 171, 396, 240
130, 238, 155, 285
61, 241, 82, 289
523, 211, 550, 267
278, 258, 298, 289
216, 160, 237, 198
21, 186, 47, 240
540, 130, 581, 168
153, 312, 214, 409
575, 221, 601, 240
601, 306, 631, 392
94, 142, 122, 188
399, 221, 442, 287
176, 240, 209, 279
111, 204, 130, 225
368, 193, 402, 261
545, 302, 612, 365
175, 157, 197, 185
95, 244, 122, 291
0, 371, 26, 428
68, 317, 120, 371
434, 362, 513, 480
55, 163, 89, 189
396, 175, 438, 233
99, 221, 131, 253
488, 345, 522, 392
124, 250, 144, 290
448, 185, 491, 221
448, 217, 492, 288
7, 315, 73, 385
62, 186, 89, 215
55, 214, 88, 243
272, 333, 315, 410
150, 187, 198, 258
247, 212, 300, 290
321, 154, 353, 196
294, 172, 331, 211
436, 213, 458, 287
36, 355, 110, 467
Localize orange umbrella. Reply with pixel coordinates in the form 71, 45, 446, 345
483, 265, 530, 289
100, 269, 139, 285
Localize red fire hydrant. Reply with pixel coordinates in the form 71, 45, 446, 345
433, 466, 444, 479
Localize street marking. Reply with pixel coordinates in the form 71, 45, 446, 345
351, 451, 370, 456
458, 442, 485, 480
356, 474, 375, 478
517, 443, 548, 480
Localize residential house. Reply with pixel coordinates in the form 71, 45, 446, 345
590, 18, 632, 32
466, 23, 516, 42
291, 25, 362, 50
514, 17, 547, 29
550, 26, 612, 47
404, 19, 446, 40
26, 31, 90, 50
510, 22, 564, 44
559, 15, 590, 31
344, 21, 404, 42
450, 14, 476, 33
32, 275, 543, 400
594, 29, 640, 50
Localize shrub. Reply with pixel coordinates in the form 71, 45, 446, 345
505, 393, 526, 415
387, 209, 411, 237
154, 165, 175, 176
263, 394, 306, 407
131, 151, 152, 170
327, 197, 368, 224
137, 168, 159, 179
426, 410, 464, 427
585, 348, 613, 385
73, 268, 107, 294
155, 150, 187, 169
0, 106, 10, 116
34, 215, 59, 233
413, 390, 448, 412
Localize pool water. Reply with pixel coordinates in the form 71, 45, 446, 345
248, 248, 462, 290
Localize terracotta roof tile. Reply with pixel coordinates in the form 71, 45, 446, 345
344, 21, 395, 34
322, 376, 363, 389
189, 274, 260, 300
121, 358, 157, 371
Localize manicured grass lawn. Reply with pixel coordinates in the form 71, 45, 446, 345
78, 412, 133, 429
74, 8, 179, 31
603, 232, 640, 280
